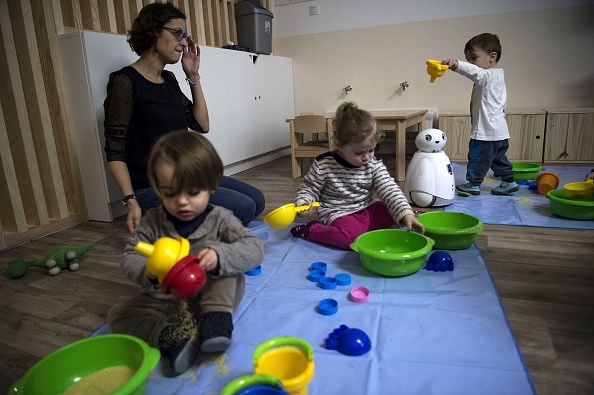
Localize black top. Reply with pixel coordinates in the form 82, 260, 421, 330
103, 66, 205, 189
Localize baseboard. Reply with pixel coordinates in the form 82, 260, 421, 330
224, 147, 291, 176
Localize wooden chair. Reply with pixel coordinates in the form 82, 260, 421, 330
289, 114, 331, 178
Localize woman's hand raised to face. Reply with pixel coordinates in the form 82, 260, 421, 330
182, 36, 201, 80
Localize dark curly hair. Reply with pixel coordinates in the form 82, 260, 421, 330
128, 3, 186, 56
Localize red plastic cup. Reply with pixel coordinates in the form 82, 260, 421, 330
160, 254, 207, 300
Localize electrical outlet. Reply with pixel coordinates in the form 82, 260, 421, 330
309, 4, 320, 16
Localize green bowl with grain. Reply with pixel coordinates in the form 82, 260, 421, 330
9, 334, 160, 395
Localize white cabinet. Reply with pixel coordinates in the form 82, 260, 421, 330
58, 30, 294, 222
225, 51, 294, 162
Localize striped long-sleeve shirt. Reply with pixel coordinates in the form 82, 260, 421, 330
295, 152, 414, 225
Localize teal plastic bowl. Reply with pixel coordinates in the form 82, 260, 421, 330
9, 334, 160, 395
512, 162, 542, 181
417, 211, 484, 250
546, 189, 594, 220
350, 229, 435, 277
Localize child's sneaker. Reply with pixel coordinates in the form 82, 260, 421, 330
290, 220, 319, 239
491, 181, 519, 195
199, 312, 233, 353
456, 183, 481, 196
158, 325, 199, 375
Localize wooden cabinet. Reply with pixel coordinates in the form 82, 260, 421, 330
58, 30, 294, 221
439, 111, 545, 162
543, 108, 594, 163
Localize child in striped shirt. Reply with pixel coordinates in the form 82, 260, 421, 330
290, 102, 424, 250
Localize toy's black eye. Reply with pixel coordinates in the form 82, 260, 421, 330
425, 135, 432, 141
442, 133, 446, 140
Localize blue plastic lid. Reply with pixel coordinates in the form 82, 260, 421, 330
236, 385, 288, 395
325, 324, 371, 356
310, 261, 327, 272
319, 276, 337, 289
334, 273, 351, 286
245, 265, 262, 276
318, 298, 338, 315
308, 270, 324, 282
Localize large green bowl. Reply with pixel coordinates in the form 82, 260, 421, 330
512, 162, 542, 181
416, 211, 484, 250
546, 189, 594, 220
350, 229, 435, 277
9, 334, 160, 395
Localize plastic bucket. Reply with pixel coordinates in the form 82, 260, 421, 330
253, 337, 314, 395
536, 171, 560, 195
221, 374, 288, 395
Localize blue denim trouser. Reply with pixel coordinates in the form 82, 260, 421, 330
135, 175, 265, 226
465, 139, 514, 186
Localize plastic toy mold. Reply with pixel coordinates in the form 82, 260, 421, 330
426, 251, 454, 272
325, 325, 371, 356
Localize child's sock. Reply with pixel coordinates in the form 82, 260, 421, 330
158, 325, 199, 375
290, 220, 320, 239
199, 312, 233, 353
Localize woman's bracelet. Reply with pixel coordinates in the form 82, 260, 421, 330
186, 75, 201, 86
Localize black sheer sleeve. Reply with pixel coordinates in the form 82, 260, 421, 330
103, 73, 133, 162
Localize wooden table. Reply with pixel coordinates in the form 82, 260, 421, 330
325, 109, 427, 181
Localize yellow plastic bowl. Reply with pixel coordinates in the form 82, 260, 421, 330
563, 179, 594, 200
264, 203, 320, 229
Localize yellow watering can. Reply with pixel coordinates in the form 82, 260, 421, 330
264, 202, 320, 229
426, 59, 449, 83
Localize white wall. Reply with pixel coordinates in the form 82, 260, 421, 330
270, 2, 594, 115
272, 0, 594, 38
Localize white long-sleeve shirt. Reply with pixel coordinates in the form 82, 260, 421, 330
295, 152, 414, 225
454, 61, 510, 141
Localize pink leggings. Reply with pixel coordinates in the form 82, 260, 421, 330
308, 201, 396, 250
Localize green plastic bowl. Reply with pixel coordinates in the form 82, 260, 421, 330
9, 334, 160, 395
416, 211, 484, 250
512, 162, 542, 181
350, 229, 435, 277
546, 189, 594, 220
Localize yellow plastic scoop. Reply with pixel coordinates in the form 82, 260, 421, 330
426, 59, 449, 83
264, 202, 320, 229
563, 179, 594, 200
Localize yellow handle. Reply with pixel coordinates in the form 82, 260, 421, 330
295, 202, 320, 213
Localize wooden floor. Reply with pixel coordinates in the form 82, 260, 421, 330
1, 155, 593, 394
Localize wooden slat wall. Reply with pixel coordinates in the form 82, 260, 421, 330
0, 0, 271, 251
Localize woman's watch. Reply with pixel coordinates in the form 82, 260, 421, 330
122, 194, 137, 206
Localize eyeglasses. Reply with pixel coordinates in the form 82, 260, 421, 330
162, 27, 187, 42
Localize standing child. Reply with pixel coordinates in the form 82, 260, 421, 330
290, 101, 425, 250
107, 130, 264, 375
442, 33, 518, 196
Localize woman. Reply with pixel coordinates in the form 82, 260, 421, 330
103, 3, 264, 234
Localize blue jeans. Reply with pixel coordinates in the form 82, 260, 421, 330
465, 139, 514, 186
135, 176, 265, 226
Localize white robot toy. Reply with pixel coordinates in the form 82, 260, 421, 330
404, 128, 455, 208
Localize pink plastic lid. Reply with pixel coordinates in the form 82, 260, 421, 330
350, 286, 370, 303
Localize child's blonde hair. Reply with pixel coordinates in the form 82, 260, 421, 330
332, 102, 384, 146
148, 130, 223, 195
